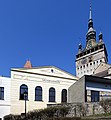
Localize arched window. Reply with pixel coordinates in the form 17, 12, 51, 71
20, 84, 28, 100
61, 89, 67, 103
35, 86, 42, 101
49, 87, 55, 102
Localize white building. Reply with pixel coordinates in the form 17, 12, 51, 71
0, 61, 78, 119
0, 76, 11, 120
10, 61, 78, 115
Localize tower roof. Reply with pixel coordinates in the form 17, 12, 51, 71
88, 2, 94, 30
24, 60, 32, 68
86, 2, 96, 49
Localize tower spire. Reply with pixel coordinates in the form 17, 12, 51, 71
86, 0, 96, 49
89, 1, 92, 20
88, 0, 93, 29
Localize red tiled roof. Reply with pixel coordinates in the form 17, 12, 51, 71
24, 60, 32, 68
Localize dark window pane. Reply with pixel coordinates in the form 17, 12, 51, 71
20, 84, 28, 100
91, 90, 99, 102
61, 89, 67, 103
35, 86, 42, 101
0, 87, 4, 100
49, 87, 55, 102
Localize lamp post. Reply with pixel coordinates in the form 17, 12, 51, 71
24, 91, 28, 120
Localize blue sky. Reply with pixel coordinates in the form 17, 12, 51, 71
0, 0, 111, 77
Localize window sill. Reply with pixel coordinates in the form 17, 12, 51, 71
0, 99, 4, 100
35, 100, 43, 102
19, 99, 29, 101
48, 101, 56, 103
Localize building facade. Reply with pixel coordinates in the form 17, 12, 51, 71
10, 65, 77, 115
0, 77, 11, 119
68, 75, 111, 103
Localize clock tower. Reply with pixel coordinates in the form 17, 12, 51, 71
75, 5, 108, 78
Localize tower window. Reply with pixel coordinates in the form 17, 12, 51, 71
76, 55, 79, 58
100, 60, 102, 62
90, 63, 92, 65
95, 47, 98, 51
84, 52, 86, 55
91, 48, 94, 52
93, 61, 95, 64
87, 50, 90, 54
100, 45, 103, 49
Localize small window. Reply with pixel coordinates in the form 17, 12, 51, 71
20, 84, 28, 100
90, 63, 92, 65
95, 47, 98, 51
49, 87, 55, 102
84, 52, 86, 55
0, 87, 4, 100
61, 89, 67, 103
35, 86, 42, 101
93, 61, 95, 64
80, 66, 82, 69
91, 48, 94, 52
76, 55, 79, 58
100, 60, 102, 62
97, 61, 98, 63
87, 50, 90, 54
91, 91, 99, 102
87, 64, 88, 67
83, 65, 85, 68
100, 45, 103, 49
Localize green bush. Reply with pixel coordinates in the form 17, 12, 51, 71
4, 106, 71, 120
4, 114, 21, 120
49, 117, 81, 120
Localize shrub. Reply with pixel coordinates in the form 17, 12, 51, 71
59, 106, 70, 117
4, 114, 21, 120
99, 98, 111, 113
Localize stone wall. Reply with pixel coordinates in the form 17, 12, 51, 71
48, 102, 104, 117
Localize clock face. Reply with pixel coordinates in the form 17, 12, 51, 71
87, 40, 92, 49
81, 58, 87, 64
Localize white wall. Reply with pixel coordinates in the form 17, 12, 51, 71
10, 68, 76, 115
0, 77, 11, 119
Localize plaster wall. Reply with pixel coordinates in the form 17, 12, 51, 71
0, 77, 11, 119
10, 70, 76, 115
